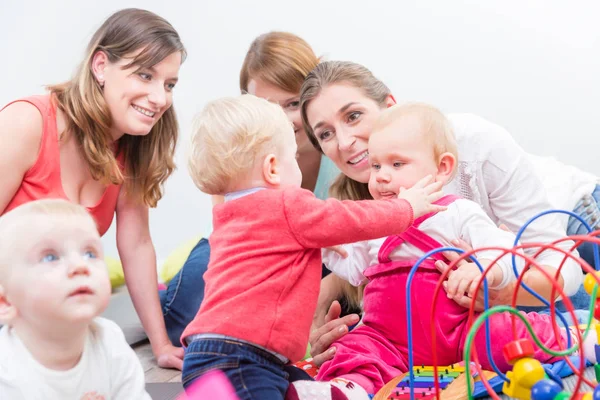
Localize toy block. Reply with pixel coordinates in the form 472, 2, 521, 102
503, 339, 535, 364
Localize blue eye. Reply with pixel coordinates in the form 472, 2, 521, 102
41, 253, 59, 263
372, 164, 381, 170
83, 250, 97, 260
138, 72, 152, 81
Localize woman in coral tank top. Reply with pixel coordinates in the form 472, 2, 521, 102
0, 8, 186, 370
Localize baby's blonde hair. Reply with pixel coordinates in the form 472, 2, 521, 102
373, 102, 458, 165
0, 200, 96, 278
188, 94, 294, 195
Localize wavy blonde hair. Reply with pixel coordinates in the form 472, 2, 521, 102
188, 95, 293, 195
48, 8, 186, 207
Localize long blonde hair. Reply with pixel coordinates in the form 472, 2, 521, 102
49, 8, 186, 207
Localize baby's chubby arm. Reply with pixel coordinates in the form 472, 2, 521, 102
322, 240, 375, 287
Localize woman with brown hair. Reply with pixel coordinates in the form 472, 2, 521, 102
0, 8, 186, 369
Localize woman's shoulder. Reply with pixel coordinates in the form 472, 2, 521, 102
446, 113, 513, 142
446, 112, 521, 162
0, 97, 45, 162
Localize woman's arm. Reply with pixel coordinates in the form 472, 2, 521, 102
0, 102, 43, 214
437, 238, 566, 310
454, 114, 581, 301
115, 189, 184, 370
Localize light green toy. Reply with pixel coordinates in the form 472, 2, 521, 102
160, 236, 203, 284
105, 256, 125, 289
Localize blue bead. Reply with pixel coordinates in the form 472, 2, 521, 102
593, 385, 600, 400
531, 380, 563, 400
543, 367, 564, 389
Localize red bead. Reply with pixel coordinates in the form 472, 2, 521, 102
594, 301, 600, 320
503, 339, 535, 364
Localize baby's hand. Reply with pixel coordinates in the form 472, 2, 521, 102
398, 175, 447, 219
443, 262, 491, 301
324, 245, 348, 258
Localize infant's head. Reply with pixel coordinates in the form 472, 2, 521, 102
188, 94, 303, 195
368, 103, 457, 200
0, 199, 110, 329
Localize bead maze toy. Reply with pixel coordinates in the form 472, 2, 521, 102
390, 209, 600, 400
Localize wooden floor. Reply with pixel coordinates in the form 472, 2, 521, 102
134, 340, 182, 383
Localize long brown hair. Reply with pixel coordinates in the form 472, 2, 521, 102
300, 61, 395, 308
239, 31, 320, 94
49, 8, 186, 207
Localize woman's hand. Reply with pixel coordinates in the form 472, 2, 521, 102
155, 343, 185, 370
309, 300, 360, 367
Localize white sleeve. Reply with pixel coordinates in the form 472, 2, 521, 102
463, 115, 582, 296
455, 200, 524, 289
322, 241, 374, 287
98, 319, 151, 400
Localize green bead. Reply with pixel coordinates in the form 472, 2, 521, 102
595, 364, 600, 382
553, 392, 571, 400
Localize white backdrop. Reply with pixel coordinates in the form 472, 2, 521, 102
1, 0, 599, 260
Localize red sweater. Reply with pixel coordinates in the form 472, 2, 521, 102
181, 187, 414, 362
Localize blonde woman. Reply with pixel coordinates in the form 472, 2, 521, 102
0, 8, 186, 369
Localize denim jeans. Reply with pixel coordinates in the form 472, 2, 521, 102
159, 238, 210, 346
518, 184, 600, 326
182, 338, 289, 400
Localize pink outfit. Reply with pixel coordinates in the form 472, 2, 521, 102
316, 195, 564, 394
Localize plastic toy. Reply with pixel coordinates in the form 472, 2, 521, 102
397, 209, 600, 400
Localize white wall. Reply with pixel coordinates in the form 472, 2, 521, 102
1, 0, 599, 260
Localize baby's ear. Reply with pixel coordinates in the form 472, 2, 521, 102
0, 284, 17, 325
262, 153, 281, 187
436, 152, 457, 184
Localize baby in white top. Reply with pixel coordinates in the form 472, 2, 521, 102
0, 199, 149, 400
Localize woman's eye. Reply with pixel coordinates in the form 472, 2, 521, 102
348, 111, 362, 122
318, 130, 332, 141
138, 72, 152, 81
286, 101, 300, 110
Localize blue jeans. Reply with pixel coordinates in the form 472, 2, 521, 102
182, 338, 289, 400
159, 238, 210, 346
518, 184, 600, 325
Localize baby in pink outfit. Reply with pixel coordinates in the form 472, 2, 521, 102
318, 103, 596, 395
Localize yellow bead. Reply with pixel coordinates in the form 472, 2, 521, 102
584, 272, 600, 296
512, 357, 546, 388
583, 393, 593, 400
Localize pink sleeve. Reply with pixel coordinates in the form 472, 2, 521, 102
282, 188, 414, 249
